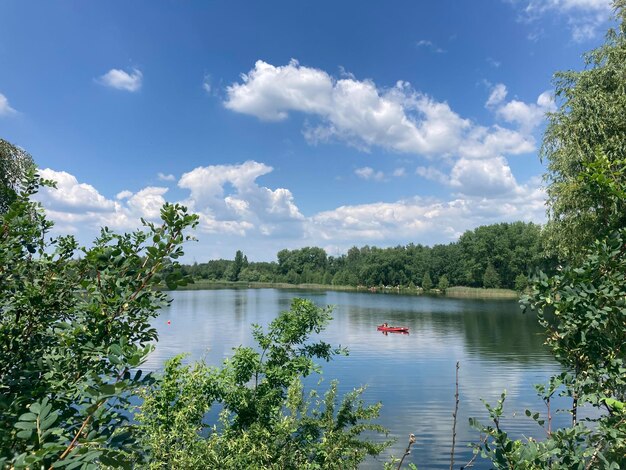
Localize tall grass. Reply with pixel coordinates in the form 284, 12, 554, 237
172, 280, 519, 299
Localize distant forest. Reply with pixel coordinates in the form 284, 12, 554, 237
180, 221, 553, 290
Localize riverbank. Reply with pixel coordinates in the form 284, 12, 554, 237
173, 280, 519, 299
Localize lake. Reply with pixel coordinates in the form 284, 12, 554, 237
144, 288, 567, 469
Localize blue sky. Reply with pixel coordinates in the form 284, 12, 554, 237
0, 0, 615, 261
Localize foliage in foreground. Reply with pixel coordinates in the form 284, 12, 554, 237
468, 3, 626, 466
0, 171, 199, 468
136, 299, 391, 469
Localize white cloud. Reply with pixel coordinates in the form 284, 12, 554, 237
179, 160, 272, 211
417, 156, 525, 198
486, 57, 502, 68
126, 187, 169, 220
225, 60, 536, 161
416, 39, 446, 53
116, 190, 133, 200
449, 157, 518, 196
355, 167, 385, 181
157, 172, 176, 182
524, 0, 610, 15
497, 92, 555, 131
517, 0, 612, 41
35, 162, 547, 261
486, 84, 555, 132
459, 125, 535, 159
178, 161, 304, 237
225, 59, 333, 121
309, 180, 545, 251
36, 169, 170, 234
97, 68, 143, 92
51, 160, 292, 241
392, 167, 406, 177
485, 84, 508, 108
37, 169, 116, 214
416, 166, 450, 185
0, 93, 17, 116
202, 74, 212, 94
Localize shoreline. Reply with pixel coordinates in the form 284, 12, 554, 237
172, 280, 519, 300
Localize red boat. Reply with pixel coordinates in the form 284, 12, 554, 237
377, 324, 409, 333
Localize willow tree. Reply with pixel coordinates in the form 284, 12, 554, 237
0, 139, 35, 213
541, 0, 626, 260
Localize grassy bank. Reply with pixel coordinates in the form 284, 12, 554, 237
173, 279, 519, 299
444, 286, 519, 299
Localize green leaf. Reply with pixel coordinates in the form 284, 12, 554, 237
14, 421, 37, 430
99, 384, 116, 396
16, 430, 33, 440
18, 412, 37, 421
41, 412, 58, 430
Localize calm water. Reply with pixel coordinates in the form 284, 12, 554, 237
144, 288, 567, 469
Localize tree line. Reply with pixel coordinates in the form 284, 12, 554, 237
181, 221, 550, 291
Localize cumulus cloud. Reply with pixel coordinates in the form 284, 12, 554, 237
309, 180, 545, 250
0, 93, 17, 116
485, 84, 508, 108
97, 68, 143, 92
417, 155, 528, 198
126, 187, 169, 220
225, 60, 333, 121
178, 161, 304, 236
225, 60, 536, 160
157, 172, 176, 182
416, 166, 450, 185
38, 169, 117, 214
38, 162, 306, 241
486, 84, 555, 132
516, 0, 612, 41
355, 167, 385, 181
459, 125, 535, 159
36, 169, 174, 235
35, 161, 547, 260
116, 190, 133, 200
449, 157, 518, 196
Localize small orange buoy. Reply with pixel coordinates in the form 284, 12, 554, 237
167, 320, 171, 325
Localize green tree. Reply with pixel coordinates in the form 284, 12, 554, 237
482, 263, 500, 288
238, 266, 260, 282
541, 0, 626, 260
230, 249, 244, 281
437, 274, 449, 293
421, 271, 432, 291
0, 139, 35, 213
514, 273, 528, 292
0, 173, 198, 468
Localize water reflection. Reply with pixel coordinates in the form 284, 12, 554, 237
146, 289, 563, 469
